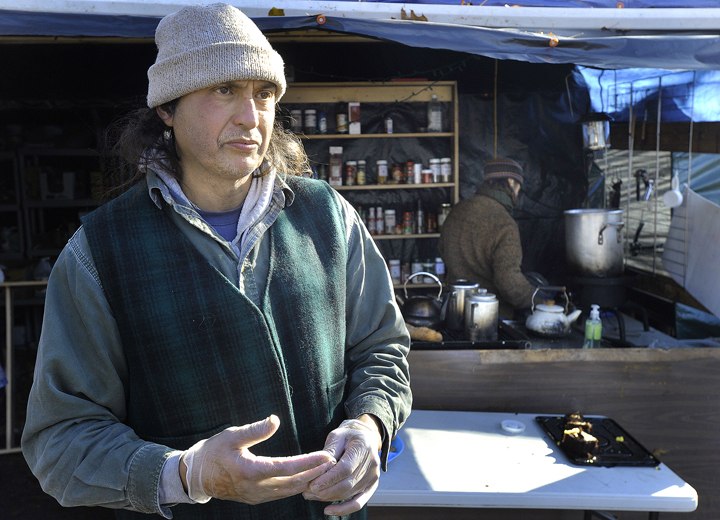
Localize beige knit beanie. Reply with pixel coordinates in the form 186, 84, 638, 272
147, 3, 286, 108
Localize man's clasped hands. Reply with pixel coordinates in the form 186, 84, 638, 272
179, 414, 383, 516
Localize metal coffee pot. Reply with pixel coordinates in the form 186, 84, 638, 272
445, 279, 480, 331
464, 289, 499, 342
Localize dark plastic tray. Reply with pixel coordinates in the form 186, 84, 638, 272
410, 320, 531, 350
536, 415, 660, 467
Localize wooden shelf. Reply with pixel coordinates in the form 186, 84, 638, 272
373, 233, 440, 240
300, 132, 454, 140
333, 183, 453, 191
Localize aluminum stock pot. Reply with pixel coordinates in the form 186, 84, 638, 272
564, 209, 625, 278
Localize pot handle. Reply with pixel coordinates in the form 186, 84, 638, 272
531, 285, 569, 313
598, 221, 625, 245
404, 271, 443, 300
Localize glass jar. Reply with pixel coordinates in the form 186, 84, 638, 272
376, 160, 388, 184
438, 203, 452, 230
328, 146, 343, 186
345, 161, 357, 186
304, 109, 317, 135
356, 160, 366, 185
291, 109, 303, 133
384, 209, 396, 235
389, 259, 401, 284
440, 157, 452, 182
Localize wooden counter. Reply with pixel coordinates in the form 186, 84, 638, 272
371, 347, 720, 520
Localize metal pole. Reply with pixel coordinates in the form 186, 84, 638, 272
653, 77, 662, 274
5, 286, 12, 450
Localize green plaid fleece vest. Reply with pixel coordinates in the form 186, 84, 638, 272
83, 177, 363, 520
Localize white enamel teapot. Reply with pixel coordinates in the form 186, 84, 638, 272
525, 286, 582, 337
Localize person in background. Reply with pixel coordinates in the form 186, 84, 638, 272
439, 158, 536, 319
21, 4, 411, 520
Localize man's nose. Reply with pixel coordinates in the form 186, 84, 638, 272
233, 97, 259, 128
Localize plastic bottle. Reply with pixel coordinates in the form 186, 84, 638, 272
427, 94, 442, 132
582, 304, 602, 349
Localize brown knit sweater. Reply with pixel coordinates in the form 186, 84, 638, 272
438, 190, 536, 318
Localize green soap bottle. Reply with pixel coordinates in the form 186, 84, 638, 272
582, 304, 602, 349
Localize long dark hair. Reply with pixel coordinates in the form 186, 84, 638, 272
106, 100, 310, 192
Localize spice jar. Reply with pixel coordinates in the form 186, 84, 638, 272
356, 160, 366, 185
440, 157, 452, 182
438, 203, 452, 229
345, 161, 357, 186
304, 109, 317, 135
384, 209, 396, 235
430, 158, 441, 182
391, 164, 403, 183
421, 169, 434, 184
402, 212, 413, 234
291, 109, 303, 133
376, 160, 388, 184
389, 259, 401, 284
404, 161, 415, 184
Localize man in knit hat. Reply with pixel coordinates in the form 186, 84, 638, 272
22, 4, 411, 520
439, 157, 537, 318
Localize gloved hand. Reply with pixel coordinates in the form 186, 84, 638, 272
303, 416, 382, 516
181, 415, 335, 504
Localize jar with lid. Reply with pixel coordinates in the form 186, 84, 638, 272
376, 160, 388, 184
384, 209, 396, 235
356, 160, 367, 185
421, 169, 434, 184
411, 259, 423, 283
389, 259, 401, 285
440, 157, 452, 182
368, 207, 377, 235
345, 161, 357, 186
402, 212, 413, 234
404, 162, 415, 184
434, 257, 445, 280
318, 111, 328, 134
422, 260, 435, 283
291, 109, 303, 133
429, 158, 441, 182
391, 164, 403, 183
328, 146, 343, 186
438, 203, 452, 230
304, 109, 317, 135
337, 112, 348, 134
375, 206, 384, 234
426, 212, 437, 234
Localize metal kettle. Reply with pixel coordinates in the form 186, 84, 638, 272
445, 279, 480, 331
464, 289, 499, 342
525, 286, 582, 337
399, 272, 444, 330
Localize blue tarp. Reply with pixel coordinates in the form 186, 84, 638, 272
577, 68, 720, 122
2, 9, 720, 71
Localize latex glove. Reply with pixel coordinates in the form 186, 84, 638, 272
303, 417, 382, 516
181, 415, 335, 504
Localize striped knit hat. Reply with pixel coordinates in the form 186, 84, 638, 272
147, 3, 286, 108
483, 158, 524, 186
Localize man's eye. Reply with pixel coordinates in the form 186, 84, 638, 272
258, 91, 274, 100
217, 86, 231, 94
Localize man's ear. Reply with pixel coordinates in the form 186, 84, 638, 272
156, 106, 174, 126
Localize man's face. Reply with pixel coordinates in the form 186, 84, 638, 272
159, 80, 276, 186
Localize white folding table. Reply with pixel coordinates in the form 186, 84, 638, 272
369, 410, 697, 518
